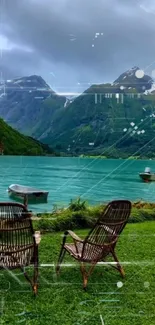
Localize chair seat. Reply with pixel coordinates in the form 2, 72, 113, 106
64, 242, 107, 262
0, 245, 34, 269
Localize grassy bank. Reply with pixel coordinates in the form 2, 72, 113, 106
32, 199, 155, 233
1, 221, 155, 324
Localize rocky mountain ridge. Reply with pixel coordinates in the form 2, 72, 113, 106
0, 67, 155, 158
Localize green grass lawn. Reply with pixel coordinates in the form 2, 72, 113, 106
0, 221, 155, 324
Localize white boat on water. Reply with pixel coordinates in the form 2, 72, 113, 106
8, 184, 49, 204
139, 167, 155, 182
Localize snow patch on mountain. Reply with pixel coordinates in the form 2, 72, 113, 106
144, 83, 155, 94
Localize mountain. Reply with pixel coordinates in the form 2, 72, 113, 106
0, 118, 53, 155
0, 68, 155, 158
113, 66, 153, 92
0, 75, 66, 137
40, 68, 155, 158
41, 90, 155, 157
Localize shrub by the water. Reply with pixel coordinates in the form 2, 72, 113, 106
68, 197, 87, 211
33, 199, 155, 233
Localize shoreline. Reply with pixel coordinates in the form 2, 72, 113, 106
32, 199, 155, 233
79, 155, 155, 160
0, 154, 154, 160
34, 200, 155, 217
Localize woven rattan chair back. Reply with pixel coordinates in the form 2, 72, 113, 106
0, 202, 39, 295
81, 200, 131, 261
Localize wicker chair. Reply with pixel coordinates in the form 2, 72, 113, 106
56, 200, 131, 289
0, 202, 41, 295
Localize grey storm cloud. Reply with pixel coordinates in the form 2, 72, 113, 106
1, 0, 155, 91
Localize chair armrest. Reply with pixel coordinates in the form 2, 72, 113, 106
63, 230, 83, 255
34, 231, 41, 245
64, 230, 83, 242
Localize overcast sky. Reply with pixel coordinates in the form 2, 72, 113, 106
0, 0, 155, 93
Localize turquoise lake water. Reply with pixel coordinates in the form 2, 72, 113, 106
0, 156, 155, 212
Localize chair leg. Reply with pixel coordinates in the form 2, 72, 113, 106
10, 255, 37, 295
21, 266, 38, 296
56, 231, 68, 274
80, 263, 88, 290
80, 263, 96, 290
33, 264, 38, 296
111, 249, 125, 277
32, 245, 39, 296
56, 248, 66, 274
